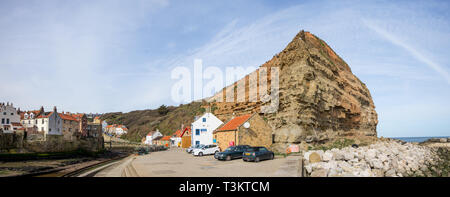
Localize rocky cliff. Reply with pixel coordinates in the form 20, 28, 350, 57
207, 30, 378, 148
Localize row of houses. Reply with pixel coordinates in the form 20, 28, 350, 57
190, 112, 273, 151
140, 111, 273, 151
142, 127, 192, 148
105, 124, 128, 137
0, 102, 103, 141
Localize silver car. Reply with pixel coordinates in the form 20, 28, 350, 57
186, 144, 204, 153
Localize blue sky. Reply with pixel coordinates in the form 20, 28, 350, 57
0, 0, 449, 137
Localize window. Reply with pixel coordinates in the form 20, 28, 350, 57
196, 129, 200, 135
3, 112, 5, 115
195, 141, 200, 145
10, 113, 13, 116
202, 118, 206, 122
201, 129, 207, 132
6, 119, 9, 124
1, 118, 4, 124
42, 119, 44, 124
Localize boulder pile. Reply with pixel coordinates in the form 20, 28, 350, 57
304, 140, 442, 177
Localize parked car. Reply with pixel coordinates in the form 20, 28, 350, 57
192, 144, 220, 156
242, 147, 274, 162
214, 145, 250, 161
135, 147, 150, 155
186, 144, 204, 153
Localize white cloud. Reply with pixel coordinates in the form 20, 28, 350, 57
363, 19, 450, 84
0, 0, 170, 113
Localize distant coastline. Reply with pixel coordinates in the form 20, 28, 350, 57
390, 136, 450, 143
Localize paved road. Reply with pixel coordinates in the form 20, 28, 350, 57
96, 148, 302, 177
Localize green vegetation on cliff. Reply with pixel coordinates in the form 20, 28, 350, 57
101, 102, 203, 142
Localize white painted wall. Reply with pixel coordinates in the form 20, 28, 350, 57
34, 112, 62, 135
0, 104, 20, 133
191, 113, 223, 146
144, 130, 163, 145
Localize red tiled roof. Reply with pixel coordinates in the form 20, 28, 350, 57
36, 112, 53, 119
71, 114, 85, 119
173, 129, 182, 137
20, 110, 42, 119
161, 136, 171, 141
59, 113, 78, 121
216, 114, 252, 132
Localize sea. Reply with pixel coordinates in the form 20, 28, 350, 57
390, 136, 450, 143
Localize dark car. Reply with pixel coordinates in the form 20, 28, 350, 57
136, 147, 150, 155
214, 145, 250, 161
242, 147, 274, 162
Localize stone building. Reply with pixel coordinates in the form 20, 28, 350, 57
72, 113, 87, 137
93, 116, 101, 124
213, 113, 273, 151
87, 122, 102, 138
59, 112, 79, 141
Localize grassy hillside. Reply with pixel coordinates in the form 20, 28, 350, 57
101, 102, 203, 142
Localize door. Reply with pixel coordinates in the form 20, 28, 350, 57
232, 147, 240, 159
203, 145, 211, 154
260, 147, 269, 160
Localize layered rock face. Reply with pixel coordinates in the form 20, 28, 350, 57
207, 30, 378, 147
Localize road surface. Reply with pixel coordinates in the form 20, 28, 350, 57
95, 148, 303, 177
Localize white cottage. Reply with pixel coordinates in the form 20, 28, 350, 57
115, 126, 128, 136
191, 113, 223, 147
144, 130, 163, 145
0, 102, 21, 133
21, 106, 62, 136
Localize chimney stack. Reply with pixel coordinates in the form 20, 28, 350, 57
53, 106, 57, 113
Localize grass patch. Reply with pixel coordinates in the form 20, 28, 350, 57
274, 152, 288, 158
